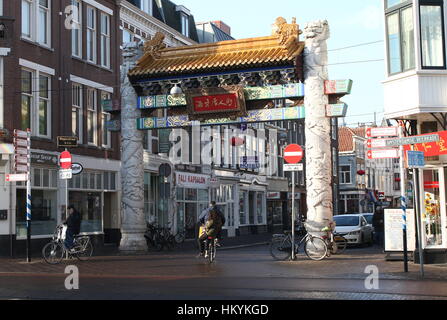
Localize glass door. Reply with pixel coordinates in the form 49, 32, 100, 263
420, 168, 447, 249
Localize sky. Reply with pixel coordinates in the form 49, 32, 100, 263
183, 0, 385, 127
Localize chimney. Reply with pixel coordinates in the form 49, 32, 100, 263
212, 21, 231, 35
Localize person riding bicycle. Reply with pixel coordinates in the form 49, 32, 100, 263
63, 205, 81, 253
197, 201, 225, 257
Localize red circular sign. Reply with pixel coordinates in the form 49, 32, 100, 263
60, 151, 72, 170
284, 144, 303, 164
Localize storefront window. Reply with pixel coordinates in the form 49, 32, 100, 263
423, 170, 443, 247
239, 192, 246, 225
185, 188, 197, 201
69, 191, 102, 233
257, 193, 264, 224
176, 185, 209, 239
16, 189, 57, 237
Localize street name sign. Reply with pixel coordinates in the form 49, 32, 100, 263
6, 174, 28, 182
407, 151, 425, 169
386, 134, 440, 147
57, 136, 78, 148
284, 163, 304, 172
367, 149, 399, 159
366, 127, 399, 138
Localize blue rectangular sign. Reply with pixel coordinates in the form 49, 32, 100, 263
407, 151, 425, 168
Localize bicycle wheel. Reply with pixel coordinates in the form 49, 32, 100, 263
175, 231, 185, 244
335, 236, 348, 254
208, 241, 215, 263
304, 236, 328, 261
270, 237, 292, 261
76, 240, 93, 261
42, 242, 64, 265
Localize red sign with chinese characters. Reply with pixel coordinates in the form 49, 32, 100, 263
192, 93, 240, 113
404, 130, 447, 157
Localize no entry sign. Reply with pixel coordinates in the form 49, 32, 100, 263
284, 144, 303, 164
60, 151, 72, 170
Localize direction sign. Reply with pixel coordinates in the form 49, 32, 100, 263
14, 130, 28, 139
386, 134, 439, 147
15, 164, 28, 173
15, 147, 28, 155
60, 151, 72, 170
407, 151, 425, 169
15, 139, 28, 147
71, 163, 84, 175
284, 163, 304, 172
366, 139, 388, 149
6, 174, 28, 182
366, 127, 399, 138
284, 144, 304, 164
15, 155, 28, 165
367, 149, 399, 159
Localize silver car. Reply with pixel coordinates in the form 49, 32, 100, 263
333, 214, 374, 246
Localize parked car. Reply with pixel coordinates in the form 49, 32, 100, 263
361, 213, 374, 231
333, 214, 374, 246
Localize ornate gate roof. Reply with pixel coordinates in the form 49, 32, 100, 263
129, 17, 304, 80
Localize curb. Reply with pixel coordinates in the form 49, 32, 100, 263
218, 242, 270, 250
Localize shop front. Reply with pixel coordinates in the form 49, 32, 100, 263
267, 192, 286, 233
418, 167, 447, 261
175, 171, 210, 240
238, 174, 268, 235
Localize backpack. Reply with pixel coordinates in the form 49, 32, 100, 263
205, 209, 222, 236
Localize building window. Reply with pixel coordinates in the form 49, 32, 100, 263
340, 165, 351, 184
101, 92, 111, 148
386, 4, 415, 74
21, 69, 32, 130
0, 0, 3, 16
71, 0, 82, 57
123, 29, 133, 44
87, 88, 97, 145
21, 0, 51, 46
420, 3, 445, 69
140, 0, 152, 15
21, 68, 51, 137
72, 83, 82, 143
38, 74, 50, 137
100, 13, 110, 68
86, 6, 96, 63
181, 13, 189, 37
386, 0, 407, 9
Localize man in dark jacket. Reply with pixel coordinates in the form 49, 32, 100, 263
197, 201, 226, 256
64, 205, 81, 252
373, 208, 385, 248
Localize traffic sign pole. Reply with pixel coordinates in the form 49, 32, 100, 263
26, 129, 31, 263
398, 123, 409, 273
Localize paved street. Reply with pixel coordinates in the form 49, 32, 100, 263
1, 243, 447, 300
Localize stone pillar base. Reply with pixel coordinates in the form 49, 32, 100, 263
119, 232, 148, 253
305, 220, 326, 237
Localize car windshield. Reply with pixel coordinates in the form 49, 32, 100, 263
334, 216, 360, 227
363, 215, 373, 225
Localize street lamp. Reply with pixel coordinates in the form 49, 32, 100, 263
170, 81, 183, 97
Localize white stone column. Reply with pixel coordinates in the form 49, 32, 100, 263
119, 42, 148, 252
303, 20, 333, 234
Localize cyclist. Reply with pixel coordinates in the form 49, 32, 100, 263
64, 205, 81, 253
197, 201, 225, 257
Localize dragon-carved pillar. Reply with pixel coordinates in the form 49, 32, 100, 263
303, 20, 333, 234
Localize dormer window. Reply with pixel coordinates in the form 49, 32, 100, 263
141, 0, 152, 15
176, 5, 191, 37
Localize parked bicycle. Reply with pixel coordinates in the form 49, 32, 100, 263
144, 223, 176, 251
42, 224, 93, 264
270, 224, 328, 261
321, 220, 348, 256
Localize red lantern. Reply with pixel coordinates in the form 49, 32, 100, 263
357, 170, 365, 175
231, 137, 245, 146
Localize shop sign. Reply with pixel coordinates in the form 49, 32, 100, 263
324, 80, 353, 95
176, 172, 209, 189
31, 152, 58, 165
267, 192, 281, 199
403, 130, 447, 157
326, 103, 348, 117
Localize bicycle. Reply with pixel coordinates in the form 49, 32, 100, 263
270, 225, 328, 261
203, 235, 217, 263
42, 224, 93, 265
321, 221, 348, 256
